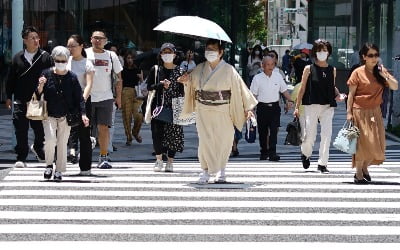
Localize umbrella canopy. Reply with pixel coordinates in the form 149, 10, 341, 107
292, 42, 313, 50
153, 16, 232, 43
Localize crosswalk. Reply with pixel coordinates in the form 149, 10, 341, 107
1, 156, 400, 249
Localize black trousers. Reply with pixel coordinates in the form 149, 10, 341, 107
151, 119, 176, 158
256, 102, 281, 156
13, 103, 45, 161
78, 97, 93, 171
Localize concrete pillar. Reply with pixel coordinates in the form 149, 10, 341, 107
12, 0, 23, 56
11, 0, 24, 148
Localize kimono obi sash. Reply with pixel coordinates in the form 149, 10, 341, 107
195, 89, 231, 106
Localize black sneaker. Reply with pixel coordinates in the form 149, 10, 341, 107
67, 154, 78, 164
301, 154, 310, 169
268, 154, 280, 162
318, 165, 329, 174
260, 154, 268, 160
43, 165, 53, 180
231, 150, 239, 157
53, 171, 62, 182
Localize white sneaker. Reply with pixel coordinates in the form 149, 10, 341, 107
153, 160, 163, 172
197, 170, 210, 184
215, 169, 226, 183
14, 161, 27, 168
165, 162, 173, 172
79, 170, 91, 176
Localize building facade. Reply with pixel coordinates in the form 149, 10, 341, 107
308, 0, 400, 127
0, 0, 248, 102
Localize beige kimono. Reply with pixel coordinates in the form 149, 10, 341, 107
182, 61, 258, 174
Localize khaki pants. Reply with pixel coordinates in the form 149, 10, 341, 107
121, 87, 143, 142
43, 117, 71, 172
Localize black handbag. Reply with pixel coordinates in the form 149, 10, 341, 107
284, 117, 301, 146
66, 113, 81, 127
245, 117, 257, 143
152, 106, 173, 123
151, 89, 173, 123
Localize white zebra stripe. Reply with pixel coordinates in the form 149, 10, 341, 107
4, 175, 400, 183
2, 182, 400, 190
1, 224, 400, 235
1, 242, 399, 250
1, 199, 399, 208
1, 190, 400, 199
0, 211, 399, 222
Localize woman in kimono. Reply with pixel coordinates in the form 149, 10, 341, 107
178, 39, 258, 184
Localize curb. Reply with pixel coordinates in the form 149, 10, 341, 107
386, 131, 400, 142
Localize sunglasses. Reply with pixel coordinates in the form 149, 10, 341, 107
54, 60, 67, 63
366, 53, 379, 58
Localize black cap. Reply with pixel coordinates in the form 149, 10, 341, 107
160, 43, 176, 53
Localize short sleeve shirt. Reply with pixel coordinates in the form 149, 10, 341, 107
85, 48, 123, 102
250, 71, 287, 103
67, 56, 95, 90
347, 65, 388, 109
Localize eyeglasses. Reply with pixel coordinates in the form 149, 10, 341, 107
366, 53, 379, 58
54, 60, 67, 63
92, 36, 106, 41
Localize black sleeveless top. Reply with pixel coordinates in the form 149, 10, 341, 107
302, 64, 337, 107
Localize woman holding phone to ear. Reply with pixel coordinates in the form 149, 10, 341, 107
347, 43, 398, 184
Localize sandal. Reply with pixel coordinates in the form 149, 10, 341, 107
134, 135, 143, 143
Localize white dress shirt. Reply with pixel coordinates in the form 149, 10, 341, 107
250, 71, 287, 103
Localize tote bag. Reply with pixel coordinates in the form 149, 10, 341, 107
144, 65, 158, 124
26, 93, 48, 120
284, 117, 301, 146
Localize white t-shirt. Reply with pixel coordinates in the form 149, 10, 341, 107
180, 60, 196, 72
67, 57, 95, 90
85, 48, 123, 102
250, 71, 287, 103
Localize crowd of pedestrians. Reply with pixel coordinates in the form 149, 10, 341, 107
5, 25, 398, 184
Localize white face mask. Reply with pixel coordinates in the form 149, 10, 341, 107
255, 51, 260, 55
205, 51, 219, 62
161, 54, 174, 63
316, 51, 329, 62
55, 62, 67, 71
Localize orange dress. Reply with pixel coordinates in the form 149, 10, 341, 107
347, 65, 388, 167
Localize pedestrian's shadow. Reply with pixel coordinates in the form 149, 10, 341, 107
343, 180, 400, 185
186, 182, 260, 190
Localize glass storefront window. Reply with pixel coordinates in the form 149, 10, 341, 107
309, 0, 395, 69
0, 0, 12, 101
